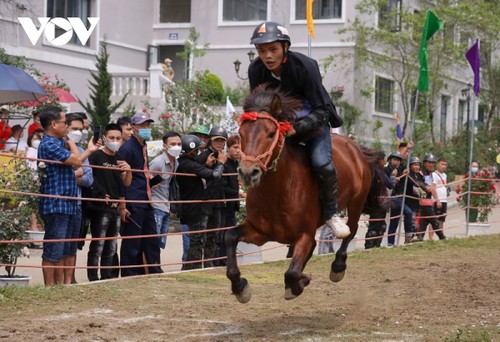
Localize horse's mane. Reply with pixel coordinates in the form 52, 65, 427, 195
243, 84, 302, 122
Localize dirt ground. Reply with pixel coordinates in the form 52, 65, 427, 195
1, 235, 499, 342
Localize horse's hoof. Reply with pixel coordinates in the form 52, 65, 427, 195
235, 283, 252, 303
329, 270, 345, 282
284, 288, 298, 300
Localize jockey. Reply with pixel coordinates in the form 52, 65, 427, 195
247, 21, 349, 238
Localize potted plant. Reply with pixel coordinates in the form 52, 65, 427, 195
0, 157, 40, 286
456, 168, 497, 235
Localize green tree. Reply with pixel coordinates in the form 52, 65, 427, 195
335, 0, 461, 144
176, 26, 209, 80
78, 41, 128, 128
439, 0, 500, 130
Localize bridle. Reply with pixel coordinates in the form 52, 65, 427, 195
238, 111, 292, 173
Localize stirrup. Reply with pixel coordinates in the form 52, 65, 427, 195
325, 215, 350, 239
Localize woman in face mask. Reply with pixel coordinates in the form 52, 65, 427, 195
470, 160, 480, 175
26, 130, 44, 170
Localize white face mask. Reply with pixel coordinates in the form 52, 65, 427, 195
471, 167, 479, 174
31, 139, 41, 149
67, 130, 82, 144
106, 141, 122, 153
81, 129, 89, 142
167, 145, 182, 158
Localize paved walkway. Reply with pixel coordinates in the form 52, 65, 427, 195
18, 185, 500, 286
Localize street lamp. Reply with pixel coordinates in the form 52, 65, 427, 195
233, 50, 256, 80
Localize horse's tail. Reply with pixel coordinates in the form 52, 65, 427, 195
359, 146, 392, 215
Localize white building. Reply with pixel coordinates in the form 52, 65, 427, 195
0, 0, 486, 145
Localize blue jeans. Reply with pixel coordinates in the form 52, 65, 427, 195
42, 213, 71, 263
153, 208, 170, 249
388, 198, 415, 245
181, 224, 189, 262
63, 206, 81, 257
304, 125, 333, 169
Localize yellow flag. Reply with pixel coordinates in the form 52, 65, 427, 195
307, 0, 315, 39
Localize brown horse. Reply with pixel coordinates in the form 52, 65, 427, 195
225, 87, 386, 303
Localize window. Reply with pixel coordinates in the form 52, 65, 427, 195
457, 99, 465, 131
478, 104, 487, 125
379, 0, 402, 32
440, 96, 449, 141
295, 0, 342, 20
375, 76, 394, 114
160, 0, 191, 23
46, 0, 91, 46
223, 0, 267, 22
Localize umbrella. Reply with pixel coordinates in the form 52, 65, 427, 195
0, 64, 47, 104
18, 85, 78, 107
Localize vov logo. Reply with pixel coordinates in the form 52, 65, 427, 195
18, 17, 100, 46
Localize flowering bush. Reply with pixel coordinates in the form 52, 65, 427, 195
456, 169, 497, 222
0, 158, 40, 277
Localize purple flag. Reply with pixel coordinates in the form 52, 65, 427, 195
465, 39, 480, 96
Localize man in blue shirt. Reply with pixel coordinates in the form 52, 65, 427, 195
38, 107, 85, 285
118, 112, 162, 276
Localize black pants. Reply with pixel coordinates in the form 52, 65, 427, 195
365, 210, 387, 249
416, 205, 445, 240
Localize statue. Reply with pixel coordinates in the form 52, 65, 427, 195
162, 58, 175, 81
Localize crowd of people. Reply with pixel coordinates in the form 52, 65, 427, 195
2, 20, 496, 286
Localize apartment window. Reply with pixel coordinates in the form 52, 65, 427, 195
478, 104, 487, 125
375, 76, 394, 114
160, 0, 191, 23
46, 0, 91, 46
295, 0, 342, 20
440, 96, 449, 141
223, 0, 267, 22
379, 0, 402, 32
457, 99, 465, 131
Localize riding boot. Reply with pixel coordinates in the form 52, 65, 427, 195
315, 164, 350, 238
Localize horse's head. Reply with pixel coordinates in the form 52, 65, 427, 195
238, 86, 300, 187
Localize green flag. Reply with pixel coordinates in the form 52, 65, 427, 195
417, 11, 443, 91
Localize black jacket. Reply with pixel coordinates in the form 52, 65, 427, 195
196, 147, 226, 208
176, 155, 224, 225
223, 157, 240, 215
248, 50, 343, 133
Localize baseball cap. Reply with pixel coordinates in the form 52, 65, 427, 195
131, 112, 154, 125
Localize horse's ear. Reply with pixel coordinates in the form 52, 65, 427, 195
270, 94, 282, 115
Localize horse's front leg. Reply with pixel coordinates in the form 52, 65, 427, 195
225, 223, 251, 303
330, 217, 358, 282
284, 233, 316, 300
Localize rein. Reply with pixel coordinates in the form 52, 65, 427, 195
238, 111, 292, 173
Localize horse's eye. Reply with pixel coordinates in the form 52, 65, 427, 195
267, 131, 276, 139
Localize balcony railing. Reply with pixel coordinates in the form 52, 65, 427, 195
111, 72, 150, 97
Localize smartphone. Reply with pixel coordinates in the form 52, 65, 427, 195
213, 151, 219, 158
92, 126, 101, 144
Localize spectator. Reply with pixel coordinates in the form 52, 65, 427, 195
365, 151, 394, 249
26, 129, 44, 170
64, 113, 95, 284
37, 107, 81, 285
28, 110, 42, 135
118, 111, 163, 277
385, 151, 416, 246
196, 126, 228, 267
189, 124, 209, 153
117, 116, 133, 142
149, 131, 182, 250
412, 154, 446, 241
432, 157, 449, 240
177, 135, 225, 270
215, 135, 243, 266
86, 123, 131, 281
3, 124, 28, 154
